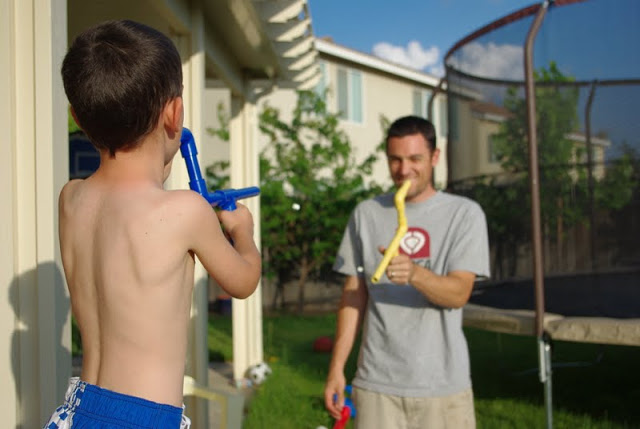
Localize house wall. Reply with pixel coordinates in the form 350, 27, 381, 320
1, 0, 70, 426
472, 117, 503, 178
449, 99, 475, 183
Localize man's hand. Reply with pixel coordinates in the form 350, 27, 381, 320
377, 245, 476, 308
324, 371, 347, 420
378, 245, 415, 284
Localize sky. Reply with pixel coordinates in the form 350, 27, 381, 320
306, 0, 640, 156
307, 0, 538, 77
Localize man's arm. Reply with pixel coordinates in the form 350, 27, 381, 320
324, 275, 367, 419
385, 251, 475, 308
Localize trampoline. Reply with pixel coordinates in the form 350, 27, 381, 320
466, 268, 640, 346
442, 0, 640, 426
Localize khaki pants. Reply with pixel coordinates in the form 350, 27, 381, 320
352, 386, 475, 429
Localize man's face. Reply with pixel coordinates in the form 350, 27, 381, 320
386, 133, 440, 202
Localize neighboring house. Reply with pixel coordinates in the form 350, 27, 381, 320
201, 37, 448, 190
313, 38, 449, 188
566, 132, 611, 181
448, 100, 612, 185
449, 100, 513, 183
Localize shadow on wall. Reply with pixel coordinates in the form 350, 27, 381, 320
8, 261, 70, 428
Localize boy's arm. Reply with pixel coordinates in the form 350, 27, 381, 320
324, 275, 367, 419
184, 192, 261, 299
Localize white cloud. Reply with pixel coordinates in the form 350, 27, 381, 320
448, 41, 523, 80
427, 64, 445, 78
372, 40, 440, 73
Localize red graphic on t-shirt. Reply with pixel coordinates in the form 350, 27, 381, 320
399, 227, 430, 259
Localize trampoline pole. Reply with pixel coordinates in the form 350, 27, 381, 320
538, 335, 553, 429
524, 1, 552, 427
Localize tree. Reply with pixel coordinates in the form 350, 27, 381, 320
207, 90, 385, 312
464, 62, 636, 277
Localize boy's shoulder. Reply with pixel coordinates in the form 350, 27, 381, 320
59, 179, 210, 213
164, 188, 211, 206
60, 178, 84, 194
59, 178, 88, 208
162, 189, 217, 220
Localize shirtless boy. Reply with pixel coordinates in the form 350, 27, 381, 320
44, 20, 261, 428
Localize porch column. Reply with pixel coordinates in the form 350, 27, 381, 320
230, 93, 264, 382
168, 5, 209, 427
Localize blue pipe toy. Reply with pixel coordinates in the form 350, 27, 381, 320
180, 127, 260, 211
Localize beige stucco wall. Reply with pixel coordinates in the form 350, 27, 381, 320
471, 116, 503, 179
2, 0, 70, 426
449, 99, 475, 183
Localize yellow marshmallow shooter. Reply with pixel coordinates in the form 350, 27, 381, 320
371, 180, 411, 283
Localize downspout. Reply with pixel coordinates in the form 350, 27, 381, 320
427, 76, 446, 122
428, 76, 447, 186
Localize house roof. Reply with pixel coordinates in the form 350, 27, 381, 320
314, 37, 442, 88
469, 101, 514, 121
566, 132, 612, 148
202, 0, 321, 92
68, 0, 321, 97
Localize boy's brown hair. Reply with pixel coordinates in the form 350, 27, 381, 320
62, 20, 183, 157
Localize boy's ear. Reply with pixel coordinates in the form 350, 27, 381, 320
164, 96, 184, 133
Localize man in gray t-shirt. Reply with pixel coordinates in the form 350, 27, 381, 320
324, 116, 489, 429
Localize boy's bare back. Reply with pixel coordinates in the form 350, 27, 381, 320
59, 134, 261, 407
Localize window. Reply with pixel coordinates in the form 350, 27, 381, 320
314, 61, 329, 99
69, 132, 100, 179
488, 134, 499, 163
412, 89, 432, 118
437, 97, 448, 136
412, 89, 423, 116
336, 67, 362, 123
412, 89, 447, 136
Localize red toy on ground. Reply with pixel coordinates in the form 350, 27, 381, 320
313, 336, 334, 353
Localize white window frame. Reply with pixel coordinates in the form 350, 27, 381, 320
336, 66, 363, 124
488, 133, 500, 164
314, 60, 330, 99
413, 88, 447, 140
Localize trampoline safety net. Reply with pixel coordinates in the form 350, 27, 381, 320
443, 0, 640, 293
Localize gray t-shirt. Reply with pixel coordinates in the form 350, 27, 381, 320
334, 191, 490, 397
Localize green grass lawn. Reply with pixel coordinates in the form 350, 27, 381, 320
209, 313, 640, 428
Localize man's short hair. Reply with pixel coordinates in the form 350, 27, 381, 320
386, 115, 437, 152
62, 20, 183, 156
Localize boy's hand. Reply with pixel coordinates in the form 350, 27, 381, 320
216, 203, 254, 240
